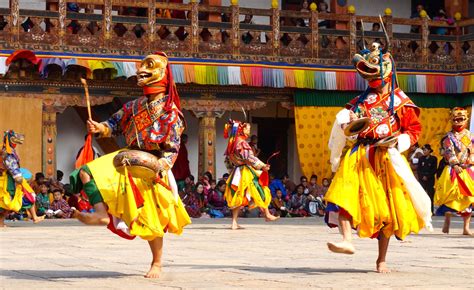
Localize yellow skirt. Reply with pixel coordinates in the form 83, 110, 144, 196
87, 151, 191, 241
324, 145, 424, 240
0, 174, 33, 212
224, 165, 272, 209
434, 167, 474, 213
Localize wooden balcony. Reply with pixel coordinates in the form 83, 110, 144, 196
0, 0, 472, 72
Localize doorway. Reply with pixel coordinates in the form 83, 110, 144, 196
252, 117, 292, 178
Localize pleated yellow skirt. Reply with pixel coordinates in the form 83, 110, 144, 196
324, 145, 424, 240
224, 165, 272, 209
0, 174, 33, 212
434, 167, 474, 213
87, 151, 191, 241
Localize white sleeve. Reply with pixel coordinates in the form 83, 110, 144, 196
328, 109, 351, 172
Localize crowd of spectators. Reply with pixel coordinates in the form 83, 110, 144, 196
178, 171, 331, 219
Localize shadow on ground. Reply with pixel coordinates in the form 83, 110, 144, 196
1, 270, 135, 281
171, 264, 371, 275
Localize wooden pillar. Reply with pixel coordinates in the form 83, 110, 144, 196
9, 0, 20, 43
42, 106, 58, 178
420, 16, 429, 64
231, 2, 240, 55
103, 0, 112, 47
271, 6, 280, 56
58, 0, 67, 45
196, 112, 219, 177
384, 14, 393, 49
190, 0, 199, 53
147, 0, 156, 50
310, 7, 319, 59
348, 12, 356, 58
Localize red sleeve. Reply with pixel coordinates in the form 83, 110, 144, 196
398, 105, 421, 146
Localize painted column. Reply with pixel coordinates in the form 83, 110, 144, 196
42, 104, 58, 178
195, 112, 221, 177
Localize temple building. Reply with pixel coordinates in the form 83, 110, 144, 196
0, 0, 472, 181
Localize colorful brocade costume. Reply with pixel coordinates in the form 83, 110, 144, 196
324, 43, 432, 240
223, 121, 272, 210
70, 53, 190, 241
0, 130, 35, 213
434, 108, 474, 215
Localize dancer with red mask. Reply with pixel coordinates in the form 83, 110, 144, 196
69, 52, 191, 278
223, 120, 279, 230
434, 107, 474, 235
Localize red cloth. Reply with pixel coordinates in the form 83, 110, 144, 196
75, 134, 94, 169
398, 106, 422, 146
172, 142, 191, 180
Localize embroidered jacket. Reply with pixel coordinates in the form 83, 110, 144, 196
442, 129, 473, 167
346, 88, 421, 144
226, 136, 266, 170
100, 95, 184, 172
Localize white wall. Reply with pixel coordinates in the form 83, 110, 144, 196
56, 107, 104, 179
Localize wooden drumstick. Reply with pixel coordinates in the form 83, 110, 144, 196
80, 78, 92, 120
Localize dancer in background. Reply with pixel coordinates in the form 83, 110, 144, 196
434, 107, 473, 235
223, 120, 279, 230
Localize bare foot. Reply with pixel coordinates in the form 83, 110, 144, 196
327, 241, 355, 255
144, 263, 161, 278
462, 230, 473, 236
376, 260, 391, 273
231, 224, 244, 230
32, 215, 45, 223
442, 224, 449, 234
265, 214, 280, 222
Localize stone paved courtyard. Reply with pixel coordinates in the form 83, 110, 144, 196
1, 216, 473, 289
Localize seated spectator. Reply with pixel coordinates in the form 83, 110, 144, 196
288, 185, 309, 217
194, 182, 209, 212
299, 175, 310, 195
207, 180, 228, 218
182, 186, 202, 218
49, 170, 65, 192
183, 175, 195, 194
46, 188, 73, 219
410, 4, 429, 33
269, 173, 288, 199
221, 173, 230, 182
318, 1, 331, 29
241, 14, 254, 44
68, 191, 93, 213
306, 188, 325, 217
35, 185, 50, 216
282, 173, 296, 194
66, 3, 81, 34
271, 189, 288, 217
433, 9, 454, 35
320, 178, 330, 197
30, 172, 45, 194
308, 174, 322, 196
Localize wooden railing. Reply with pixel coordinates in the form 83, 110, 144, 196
0, 0, 472, 71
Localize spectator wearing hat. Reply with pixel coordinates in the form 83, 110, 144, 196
417, 144, 437, 213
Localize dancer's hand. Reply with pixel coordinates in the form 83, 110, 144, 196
453, 164, 463, 174
263, 164, 270, 171
87, 119, 104, 134
349, 110, 358, 122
